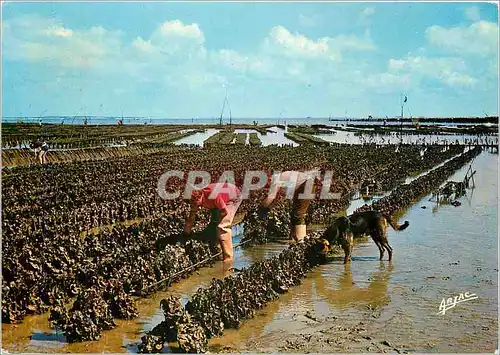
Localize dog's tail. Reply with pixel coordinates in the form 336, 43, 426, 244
382, 213, 409, 231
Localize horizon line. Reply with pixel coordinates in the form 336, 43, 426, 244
3, 115, 499, 120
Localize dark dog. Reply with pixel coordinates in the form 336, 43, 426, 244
323, 210, 409, 263
322, 216, 354, 264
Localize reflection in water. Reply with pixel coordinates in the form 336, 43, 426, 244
173, 127, 298, 147
175, 129, 220, 146
316, 130, 496, 146
173, 126, 495, 148
211, 259, 393, 351
314, 262, 393, 311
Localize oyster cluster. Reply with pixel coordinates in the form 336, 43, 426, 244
354, 147, 482, 217
49, 287, 116, 342
138, 296, 208, 354
138, 236, 332, 353
35, 218, 217, 343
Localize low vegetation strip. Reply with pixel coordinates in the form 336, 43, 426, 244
296, 133, 330, 145
284, 132, 308, 144
289, 126, 334, 135
249, 133, 261, 146
235, 133, 247, 145
285, 132, 330, 146
347, 124, 498, 136
1, 123, 185, 149
130, 131, 203, 147
252, 126, 269, 135
203, 131, 236, 146
2, 146, 182, 167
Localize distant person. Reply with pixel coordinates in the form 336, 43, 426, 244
30, 141, 49, 164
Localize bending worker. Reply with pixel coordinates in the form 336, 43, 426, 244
30, 141, 49, 164
184, 182, 242, 262
257, 169, 319, 243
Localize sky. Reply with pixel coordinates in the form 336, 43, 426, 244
1, 1, 499, 119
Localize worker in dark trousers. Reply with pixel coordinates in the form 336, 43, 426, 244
30, 141, 49, 164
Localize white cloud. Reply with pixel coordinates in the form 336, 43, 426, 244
365, 72, 411, 89
209, 25, 376, 87
132, 37, 156, 53
264, 26, 331, 58
262, 25, 375, 61
2, 14, 123, 68
2, 13, 213, 75
287, 61, 305, 77
158, 20, 204, 43
388, 59, 405, 71
386, 55, 477, 87
44, 26, 73, 37
211, 49, 269, 74
464, 6, 481, 22
137, 19, 207, 60
3, 13, 376, 88
425, 20, 498, 55
329, 31, 376, 53
442, 72, 477, 87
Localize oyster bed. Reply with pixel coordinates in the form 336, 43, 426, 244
2, 144, 469, 346
135, 148, 482, 353
138, 236, 333, 353
353, 147, 482, 216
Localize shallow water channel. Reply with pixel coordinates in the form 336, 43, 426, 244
2, 151, 497, 353
315, 129, 497, 146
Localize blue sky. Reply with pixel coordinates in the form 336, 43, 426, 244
2, 1, 499, 118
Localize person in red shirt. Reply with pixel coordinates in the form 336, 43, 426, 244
184, 182, 242, 261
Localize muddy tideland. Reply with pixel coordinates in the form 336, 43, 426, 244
1, 123, 498, 354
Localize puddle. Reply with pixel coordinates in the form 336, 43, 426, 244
175, 129, 220, 146
258, 126, 298, 147
173, 126, 298, 147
